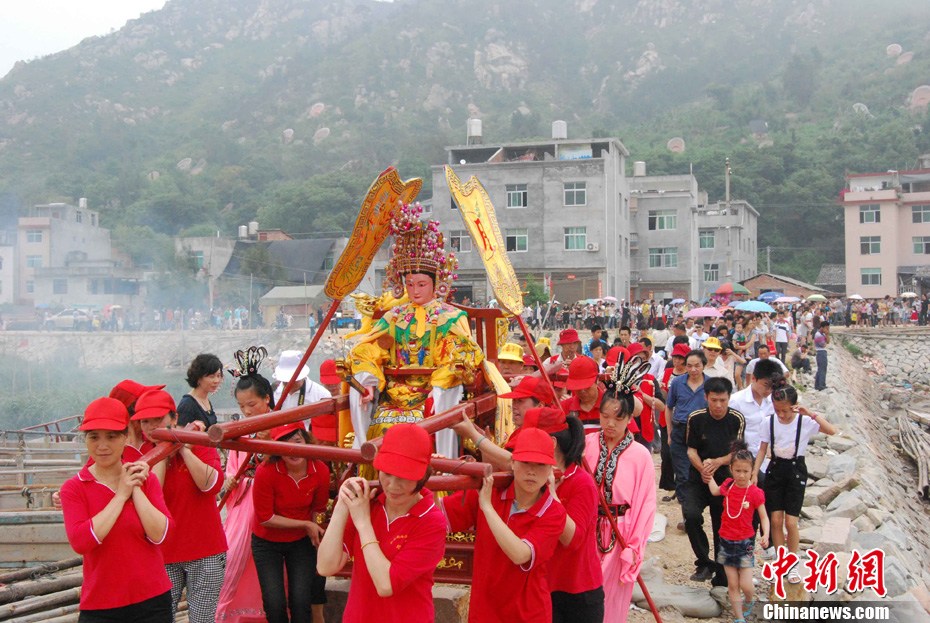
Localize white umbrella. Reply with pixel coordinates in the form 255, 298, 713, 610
848, 294, 864, 300
773, 296, 800, 303
602, 296, 618, 303
900, 292, 918, 298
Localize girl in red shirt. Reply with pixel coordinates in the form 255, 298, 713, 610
317, 423, 447, 623
252, 421, 330, 623
132, 390, 227, 623
708, 442, 769, 623
60, 397, 172, 623
543, 410, 604, 622
442, 427, 567, 623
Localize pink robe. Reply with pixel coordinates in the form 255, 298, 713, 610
215, 450, 266, 623
583, 437, 656, 622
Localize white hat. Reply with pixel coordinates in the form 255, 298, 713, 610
273, 350, 310, 383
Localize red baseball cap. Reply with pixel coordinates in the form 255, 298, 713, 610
130, 390, 177, 421
320, 359, 340, 385
522, 355, 538, 369
109, 379, 166, 409
672, 343, 691, 358
498, 376, 553, 404
606, 346, 629, 367
271, 421, 306, 442
511, 427, 556, 465
522, 407, 568, 434
626, 342, 646, 358
565, 356, 599, 391
79, 397, 130, 431
373, 423, 431, 481
558, 328, 580, 345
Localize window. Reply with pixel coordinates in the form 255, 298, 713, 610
860, 236, 881, 255
914, 236, 930, 254
75, 211, 83, 223
53, 278, 68, 294
860, 268, 881, 286
913, 205, 930, 223
450, 198, 458, 211
699, 229, 715, 249
505, 228, 528, 252
449, 230, 473, 253
564, 227, 587, 250
648, 210, 677, 231
26, 280, 34, 294
506, 184, 528, 208
564, 182, 586, 206
191, 250, 205, 269
648, 247, 678, 268
322, 250, 335, 270
26, 229, 43, 243
703, 263, 719, 282
859, 204, 880, 223
26, 255, 42, 268
91, 214, 97, 226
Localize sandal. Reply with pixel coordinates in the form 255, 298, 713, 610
788, 568, 802, 584
743, 598, 757, 618
734, 619, 746, 623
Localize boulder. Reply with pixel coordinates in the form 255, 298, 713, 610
799, 525, 821, 544
805, 454, 830, 480
814, 516, 852, 553
826, 491, 866, 520
877, 523, 912, 553
853, 514, 877, 532
865, 507, 887, 528
801, 505, 825, 522
632, 559, 722, 618
826, 453, 857, 481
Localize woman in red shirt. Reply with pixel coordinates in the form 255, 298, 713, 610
132, 390, 227, 623
442, 427, 567, 623
317, 423, 446, 623
252, 421, 330, 623
540, 409, 604, 622
60, 397, 172, 623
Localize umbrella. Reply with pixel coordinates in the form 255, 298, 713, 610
671, 298, 685, 305
602, 296, 618, 303
684, 306, 721, 319
807, 294, 828, 302
773, 296, 800, 304
900, 292, 917, 298
735, 300, 775, 313
847, 294, 864, 300
715, 282, 751, 296
757, 291, 784, 303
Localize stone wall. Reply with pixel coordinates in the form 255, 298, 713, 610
838, 332, 930, 389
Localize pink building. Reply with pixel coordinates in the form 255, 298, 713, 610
841, 156, 930, 297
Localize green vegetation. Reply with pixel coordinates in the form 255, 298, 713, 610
1, 0, 930, 284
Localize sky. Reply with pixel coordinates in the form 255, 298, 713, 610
0, 0, 167, 78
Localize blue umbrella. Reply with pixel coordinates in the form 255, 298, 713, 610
736, 300, 775, 313
757, 291, 783, 303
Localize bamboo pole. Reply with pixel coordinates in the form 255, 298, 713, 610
0, 572, 82, 605
0, 587, 80, 620
0, 557, 82, 584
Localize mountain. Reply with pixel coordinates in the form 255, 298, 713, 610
2, 0, 930, 280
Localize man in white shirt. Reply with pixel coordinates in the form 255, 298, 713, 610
689, 320, 711, 350
272, 350, 332, 411
773, 311, 792, 363
745, 344, 789, 377
638, 336, 666, 378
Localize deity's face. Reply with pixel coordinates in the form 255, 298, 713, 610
405, 273, 435, 306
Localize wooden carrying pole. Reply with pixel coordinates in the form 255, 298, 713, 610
207, 394, 350, 443
361, 393, 497, 453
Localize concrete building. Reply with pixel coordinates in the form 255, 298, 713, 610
15, 200, 140, 307
430, 122, 632, 304
629, 167, 758, 301
841, 156, 930, 297
0, 231, 14, 306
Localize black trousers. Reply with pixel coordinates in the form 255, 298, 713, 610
658, 426, 675, 491
252, 535, 324, 623
552, 587, 605, 623
79, 591, 172, 623
681, 479, 727, 587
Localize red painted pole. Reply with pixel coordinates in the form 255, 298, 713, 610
273, 299, 342, 410
516, 315, 561, 404
207, 395, 350, 443
149, 428, 374, 463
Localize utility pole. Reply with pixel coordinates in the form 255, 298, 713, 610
766, 246, 771, 273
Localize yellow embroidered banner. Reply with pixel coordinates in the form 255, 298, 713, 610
325, 167, 422, 299
445, 166, 524, 316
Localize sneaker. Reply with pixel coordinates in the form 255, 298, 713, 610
760, 546, 775, 560
689, 566, 714, 582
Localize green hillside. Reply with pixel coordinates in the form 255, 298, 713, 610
2, 0, 930, 281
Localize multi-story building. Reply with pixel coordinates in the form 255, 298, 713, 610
430, 122, 632, 304
17, 200, 141, 308
0, 230, 14, 305
840, 155, 930, 297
